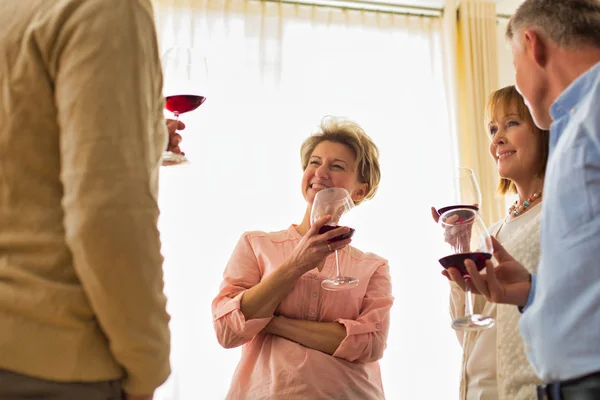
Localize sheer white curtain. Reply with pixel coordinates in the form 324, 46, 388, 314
497, 17, 519, 209
153, 1, 462, 398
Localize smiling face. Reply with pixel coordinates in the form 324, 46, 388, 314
487, 103, 544, 185
301, 140, 367, 205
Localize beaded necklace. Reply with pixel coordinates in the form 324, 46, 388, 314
509, 191, 542, 217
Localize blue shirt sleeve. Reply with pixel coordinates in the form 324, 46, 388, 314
518, 274, 536, 313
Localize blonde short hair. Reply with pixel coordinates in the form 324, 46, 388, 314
485, 86, 549, 195
300, 116, 381, 204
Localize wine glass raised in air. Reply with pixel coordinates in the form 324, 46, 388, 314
438, 206, 495, 331
311, 188, 358, 291
161, 46, 208, 166
436, 167, 482, 215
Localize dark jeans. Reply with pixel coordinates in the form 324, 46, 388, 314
0, 369, 121, 400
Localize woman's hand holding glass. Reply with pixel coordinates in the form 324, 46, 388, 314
432, 207, 474, 253
286, 215, 352, 275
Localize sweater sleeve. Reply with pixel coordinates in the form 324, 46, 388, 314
53, 0, 170, 394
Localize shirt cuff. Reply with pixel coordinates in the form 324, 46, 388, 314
332, 318, 383, 361
518, 274, 536, 313
214, 292, 273, 338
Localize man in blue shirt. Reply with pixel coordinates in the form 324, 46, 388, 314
449, 0, 600, 398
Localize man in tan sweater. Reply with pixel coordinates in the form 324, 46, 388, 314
0, 0, 176, 399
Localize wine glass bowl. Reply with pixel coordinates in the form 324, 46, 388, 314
436, 167, 482, 215
311, 188, 358, 291
438, 207, 495, 331
165, 95, 206, 116
318, 225, 356, 242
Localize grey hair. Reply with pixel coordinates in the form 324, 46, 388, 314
506, 0, 600, 49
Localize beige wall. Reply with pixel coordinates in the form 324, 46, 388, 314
497, 19, 514, 88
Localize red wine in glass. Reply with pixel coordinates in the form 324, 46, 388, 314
318, 225, 355, 243
437, 204, 479, 216
437, 207, 477, 225
439, 252, 491, 276
165, 94, 206, 115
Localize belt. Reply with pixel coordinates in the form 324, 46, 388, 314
537, 371, 600, 400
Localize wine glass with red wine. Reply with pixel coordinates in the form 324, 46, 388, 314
436, 167, 482, 216
438, 206, 495, 331
161, 46, 208, 166
311, 187, 358, 291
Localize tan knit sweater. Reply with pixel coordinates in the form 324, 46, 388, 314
493, 214, 543, 399
0, 0, 170, 394
450, 210, 543, 399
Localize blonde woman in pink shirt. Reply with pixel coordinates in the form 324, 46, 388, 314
212, 116, 394, 399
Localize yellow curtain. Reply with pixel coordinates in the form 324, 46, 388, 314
444, 0, 504, 226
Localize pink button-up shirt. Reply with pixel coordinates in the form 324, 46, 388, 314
212, 225, 394, 399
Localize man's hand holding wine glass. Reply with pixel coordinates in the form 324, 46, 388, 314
161, 46, 208, 166
452, 237, 533, 307
166, 118, 185, 155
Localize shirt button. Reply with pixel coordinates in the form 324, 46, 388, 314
314, 276, 319, 280
312, 292, 318, 297
311, 310, 316, 316
376, 323, 381, 329
570, 107, 576, 115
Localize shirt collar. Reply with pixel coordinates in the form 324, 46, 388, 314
288, 224, 303, 239
550, 61, 600, 121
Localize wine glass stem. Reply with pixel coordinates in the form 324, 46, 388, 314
334, 249, 341, 277
465, 287, 474, 317
173, 111, 180, 123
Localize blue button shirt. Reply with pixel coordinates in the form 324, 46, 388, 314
520, 62, 600, 382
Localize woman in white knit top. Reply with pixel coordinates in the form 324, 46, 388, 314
436, 86, 550, 399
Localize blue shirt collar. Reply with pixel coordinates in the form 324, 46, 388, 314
550, 61, 600, 121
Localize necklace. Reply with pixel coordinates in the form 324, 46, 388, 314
509, 191, 542, 217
